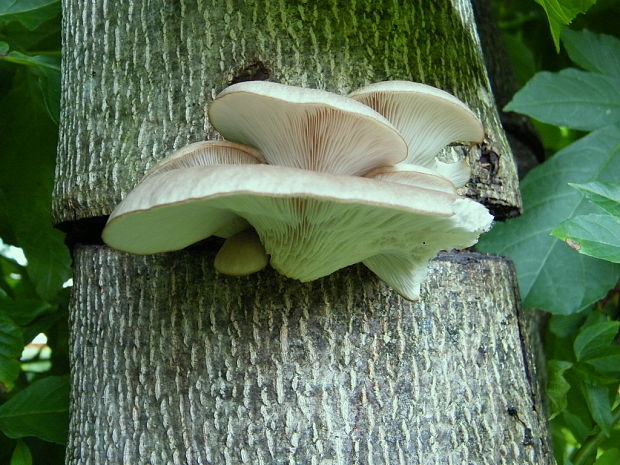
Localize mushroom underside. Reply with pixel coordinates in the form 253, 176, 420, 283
103, 165, 491, 299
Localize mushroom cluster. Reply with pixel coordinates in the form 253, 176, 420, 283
102, 80, 493, 300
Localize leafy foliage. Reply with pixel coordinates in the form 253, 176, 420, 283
562, 29, 620, 77
0, 1, 68, 463
485, 9, 620, 463
479, 29, 620, 315
478, 124, 620, 314
504, 68, 620, 131
9, 440, 32, 465
0, 1, 60, 31
534, 0, 596, 50
0, 376, 69, 445
545, 308, 620, 465
551, 182, 620, 263
552, 214, 620, 263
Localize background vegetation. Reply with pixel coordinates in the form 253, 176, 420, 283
0, 1, 618, 464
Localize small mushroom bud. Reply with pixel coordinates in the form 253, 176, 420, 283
214, 228, 268, 276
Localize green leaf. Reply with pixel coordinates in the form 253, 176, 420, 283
562, 406, 592, 444
580, 381, 615, 436
534, 0, 596, 51
0, 312, 23, 392
549, 312, 587, 338
585, 347, 620, 378
0, 191, 18, 246
0, 41, 8, 55
0, 51, 60, 72
574, 321, 620, 362
0, 375, 69, 444
0, 13, 61, 52
0, 297, 52, 325
478, 125, 620, 314
594, 449, 620, 465
0, 256, 38, 301
551, 214, 620, 263
547, 360, 573, 419
570, 182, 620, 217
20, 308, 64, 347
504, 68, 620, 131
10, 440, 32, 465
562, 29, 620, 78
0, 50, 61, 124
0, 69, 71, 301
0, 0, 60, 31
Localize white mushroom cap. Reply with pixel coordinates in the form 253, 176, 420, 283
102, 164, 492, 299
208, 81, 408, 176
435, 158, 471, 189
348, 80, 483, 183
139, 140, 264, 238
364, 198, 492, 299
364, 163, 457, 194
144, 140, 264, 179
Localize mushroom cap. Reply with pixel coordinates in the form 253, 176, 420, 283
140, 140, 264, 238
348, 80, 484, 169
363, 198, 492, 299
435, 158, 471, 188
144, 140, 263, 179
208, 81, 408, 176
102, 164, 492, 299
364, 163, 457, 194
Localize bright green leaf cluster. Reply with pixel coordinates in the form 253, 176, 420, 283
479, 30, 620, 315
482, 22, 620, 465
0, 1, 69, 462
552, 182, 620, 263
546, 310, 620, 465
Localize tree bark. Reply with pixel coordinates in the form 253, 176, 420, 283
56, 0, 553, 464
68, 248, 552, 464
55, 0, 520, 223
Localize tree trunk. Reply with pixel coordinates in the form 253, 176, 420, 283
68, 248, 550, 464
56, 0, 552, 463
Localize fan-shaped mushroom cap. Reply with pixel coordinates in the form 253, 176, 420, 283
140, 140, 264, 238
102, 164, 492, 299
208, 81, 408, 176
364, 198, 491, 299
144, 140, 263, 179
348, 80, 483, 176
435, 158, 471, 188
364, 163, 457, 194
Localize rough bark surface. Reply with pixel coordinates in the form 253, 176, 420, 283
55, 0, 520, 224
69, 248, 552, 465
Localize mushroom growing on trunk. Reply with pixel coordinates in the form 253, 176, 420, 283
349, 80, 485, 187
102, 81, 493, 299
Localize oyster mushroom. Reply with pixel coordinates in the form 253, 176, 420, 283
102, 81, 493, 299
349, 80, 484, 187
208, 80, 408, 175
102, 164, 492, 299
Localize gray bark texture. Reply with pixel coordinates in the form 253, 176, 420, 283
69, 249, 552, 465
55, 0, 554, 464
55, 0, 520, 222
